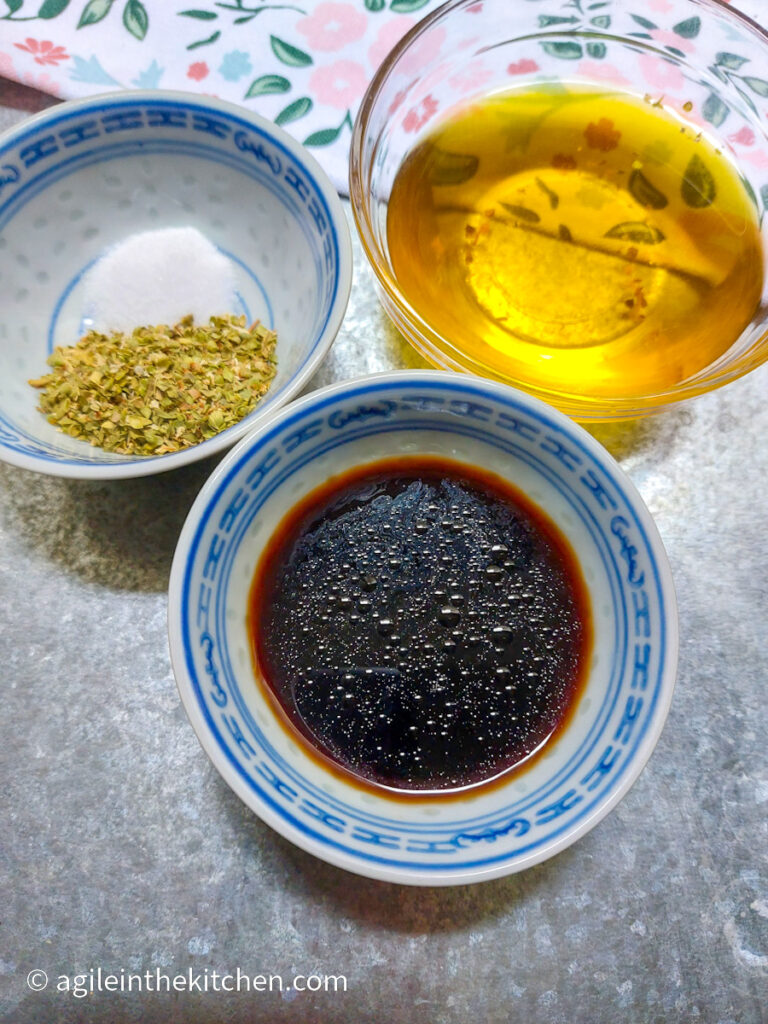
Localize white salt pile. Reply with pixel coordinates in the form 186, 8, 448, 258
83, 226, 236, 334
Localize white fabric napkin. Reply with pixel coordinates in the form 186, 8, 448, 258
0, 0, 447, 192
0, 0, 764, 194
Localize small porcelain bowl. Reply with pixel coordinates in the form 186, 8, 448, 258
0, 91, 352, 478
168, 371, 678, 885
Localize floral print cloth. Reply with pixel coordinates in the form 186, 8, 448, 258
0, 0, 446, 192
0, 0, 763, 194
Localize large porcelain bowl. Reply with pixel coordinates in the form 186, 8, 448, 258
168, 371, 678, 885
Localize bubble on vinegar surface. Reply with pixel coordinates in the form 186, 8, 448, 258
251, 462, 591, 794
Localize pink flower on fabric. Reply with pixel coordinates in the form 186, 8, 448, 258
414, 59, 454, 96
398, 25, 447, 75
467, 2, 484, 11
576, 59, 630, 86
0, 52, 15, 77
507, 59, 539, 76
728, 125, 755, 146
297, 3, 368, 53
739, 149, 768, 169
457, 35, 481, 51
13, 38, 69, 66
647, 0, 673, 11
638, 53, 684, 91
448, 64, 493, 92
403, 94, 439, 134
187, 62, 209, 82
649, 29, 695, 54
310, 60, 368, 109
22, 71, 59, 94
388, 88, 409, 117
368, 16, 415, 70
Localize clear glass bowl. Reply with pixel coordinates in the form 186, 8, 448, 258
349, 0, 768, 421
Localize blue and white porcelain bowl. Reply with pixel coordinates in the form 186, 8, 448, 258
0, 91, 351, 478
168, 371, 678, 885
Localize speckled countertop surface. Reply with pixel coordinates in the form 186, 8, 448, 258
1, 78, 767, 1024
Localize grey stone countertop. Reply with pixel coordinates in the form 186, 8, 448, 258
1, 78, 767, 1024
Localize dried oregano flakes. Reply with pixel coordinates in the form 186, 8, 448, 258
29, 315, 277, 456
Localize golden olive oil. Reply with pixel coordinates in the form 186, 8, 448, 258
386, 86, 764, 402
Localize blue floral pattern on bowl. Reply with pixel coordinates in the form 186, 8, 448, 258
168, 371, 679, 885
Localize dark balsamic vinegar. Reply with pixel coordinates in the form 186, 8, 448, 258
248, 457, 591, 796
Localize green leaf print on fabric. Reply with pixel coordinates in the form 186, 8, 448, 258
304, 111, 352, 147
245, 74, 291, 98
77, 0, 115, 28
275, 96, 313, 124
672, 16, 700, 38
187, 28, 220, 48
734, 83, 759, 115
122, 0, 147, 39
742, 76, 768, 97
38, 0, 72, 17
270, 34, 313, 66
681, 154, 716, 208
702, 93, 729, 127
739, 175, 758, 211
715, 51, 750, 70
604, 222, 665, 243
540, 41, 583, 59
390, 0, 431, 12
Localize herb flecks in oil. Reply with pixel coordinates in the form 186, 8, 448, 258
29, 314, 277, 456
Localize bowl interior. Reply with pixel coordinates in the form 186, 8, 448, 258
350, 0, 768, 419
0, 93, 349, 474
169, 373, 678, 884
